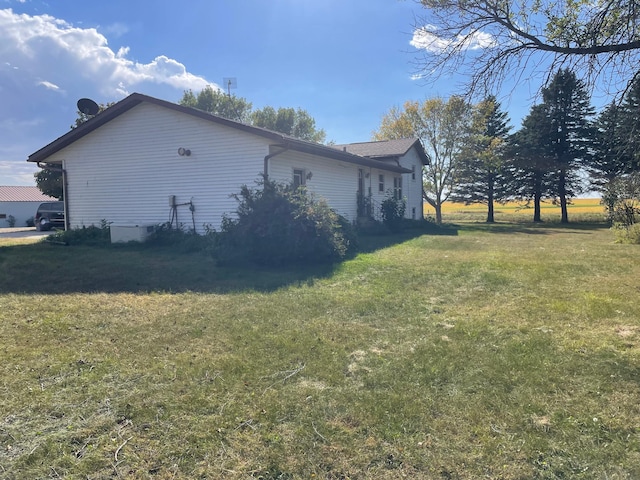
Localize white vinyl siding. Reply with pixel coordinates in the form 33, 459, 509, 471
397, 148, 424, 220
48, 103, 270, 233
42, 101, 421, 232
269, 151, 359, 222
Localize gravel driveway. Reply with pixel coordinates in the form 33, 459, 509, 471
0, 227, 55, 239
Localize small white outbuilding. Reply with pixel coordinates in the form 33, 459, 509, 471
0, 186, 57, 227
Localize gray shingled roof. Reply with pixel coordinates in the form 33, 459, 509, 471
334, 138, 429, 165
0, 186, 56, 202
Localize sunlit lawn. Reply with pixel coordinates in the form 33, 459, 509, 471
1, 220, 639, 479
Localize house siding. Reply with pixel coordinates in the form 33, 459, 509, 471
397, 148, 424, 220
47, 103, 271, 233
269, 151, 359, 222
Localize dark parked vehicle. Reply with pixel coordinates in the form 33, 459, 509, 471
35, 201, 65, 231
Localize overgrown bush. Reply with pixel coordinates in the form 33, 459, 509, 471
614, 223, 640, 244
380, 194, 406, 232
604, 173, 640, 244
146, 222, 217, 253
47, 221, 112, 246
217, 178, 357, 265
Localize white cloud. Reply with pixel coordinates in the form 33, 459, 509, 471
0, 8, 218, 185
0, 161, 38, 186
100, 22, 129, 38
37, 80, 61, 91
0, 8, 211, 98
411, 25, 498, 54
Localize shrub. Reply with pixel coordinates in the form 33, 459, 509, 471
614, 223, 640, 244
603, 174, 640, 226
146, 222, 217, 253
380, 194, 406, 232
6, 215, 16, 228
47, 223, 111, 246
217, 178, 357, 265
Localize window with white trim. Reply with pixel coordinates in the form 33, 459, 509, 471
378, 174, 385, 193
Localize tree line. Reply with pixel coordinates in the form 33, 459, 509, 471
374, 68, 640, 226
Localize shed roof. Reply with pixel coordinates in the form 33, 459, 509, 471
0, 186, 56, 202
28, 93, 411, 174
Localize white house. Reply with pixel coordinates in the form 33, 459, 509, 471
0, 186, 57, 227
335, 138, 427, 221
27, 93, 427, 234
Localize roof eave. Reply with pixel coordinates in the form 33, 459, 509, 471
26, 92, 411, 174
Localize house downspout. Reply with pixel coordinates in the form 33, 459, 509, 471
263, 144, 290, 182
37, 162, 68, 230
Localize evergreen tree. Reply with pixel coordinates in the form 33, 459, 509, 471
505, 104, 556, 222
591, 103, 627, 187
541, 69, 595, 223
617, 73, 640, 172
450, 96, 511, 222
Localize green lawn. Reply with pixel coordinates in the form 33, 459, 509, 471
1, 222, 639, 479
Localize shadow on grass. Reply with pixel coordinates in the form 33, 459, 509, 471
0, 225, 457, 295
451, 220, 609, 235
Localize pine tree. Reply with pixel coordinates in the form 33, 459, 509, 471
505, 104, 557, 222
451, 96, 511, 222
541, 69, 595, 223
617, 73, 640, 172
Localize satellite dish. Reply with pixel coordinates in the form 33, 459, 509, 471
77, 98, 100, 116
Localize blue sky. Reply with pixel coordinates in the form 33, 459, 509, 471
1, 0, 543, 186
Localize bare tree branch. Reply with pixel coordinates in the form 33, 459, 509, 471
412, 0, 640, 99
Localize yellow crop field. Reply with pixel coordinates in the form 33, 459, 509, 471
425, 198, 605, 221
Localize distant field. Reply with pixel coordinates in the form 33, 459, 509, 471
426, 198, 605, 222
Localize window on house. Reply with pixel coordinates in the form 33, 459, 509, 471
412, 207, 416, 219
411, 165, 416, 180
0, 214, 6, 219
394, 177, 402, 200
378, 174, 385, 193
293, 168, 306, 189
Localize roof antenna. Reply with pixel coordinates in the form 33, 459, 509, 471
77, 98, 100, 116
223, 77, 237, 98
222, 77, 244, 122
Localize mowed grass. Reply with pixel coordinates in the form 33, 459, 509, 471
1, 222, 639, 479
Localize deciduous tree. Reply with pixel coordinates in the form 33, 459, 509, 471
374, 96, 472, 224
251, 106, 326, 143
180, 87, 326, 143
412, 0, 640, 98
34, 168, 63, 200
179, 85, 253, 123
